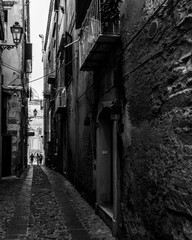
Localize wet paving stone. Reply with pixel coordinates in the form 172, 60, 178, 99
42, 166, 116, 240
4, 167, 33, 240
1, 165, 117, 240
0, 170, 29, 239
27, 166, 71, 240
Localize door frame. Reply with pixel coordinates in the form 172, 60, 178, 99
96, 103, 119, 235
2, 135, 12, 177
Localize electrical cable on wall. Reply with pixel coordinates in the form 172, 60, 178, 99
2, 0, 182, 86
2, 55, 75, 84
29, 70, 56, 83
120, 0, 179, 54
2, 62, 22, 74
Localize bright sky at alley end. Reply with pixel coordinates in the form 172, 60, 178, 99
30, 0, 50, 99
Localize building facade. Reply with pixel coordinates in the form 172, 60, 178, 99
0, 0, 32, 178
43, 0, 192, 239
0, 0, 5, 179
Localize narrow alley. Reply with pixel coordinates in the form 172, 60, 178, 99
1, 0, 192, 239
0, 165, 116, 240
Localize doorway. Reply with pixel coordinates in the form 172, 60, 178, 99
96, 106, 119, 235
96, 109, 113, 212
2, 135, 12, 177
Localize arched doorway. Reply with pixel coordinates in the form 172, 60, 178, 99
96, 103, 119, 235
97, 108, 113, 206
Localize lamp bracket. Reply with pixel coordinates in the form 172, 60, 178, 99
0, 44, 15, 52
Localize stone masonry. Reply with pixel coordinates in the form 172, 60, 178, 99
0, 165, 116, 240
120, 0, 192, 239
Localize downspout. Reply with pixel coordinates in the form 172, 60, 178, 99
56, 9, 59, 170
112, 114, 118, 235
20, 0, 25, 170
74, 35, 79, 186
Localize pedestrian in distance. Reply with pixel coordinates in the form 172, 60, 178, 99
30, 153, 34, 165
39, 154, 43, 165
36, 153, 40, 165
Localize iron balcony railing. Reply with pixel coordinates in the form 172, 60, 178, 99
79, 0, 120, 70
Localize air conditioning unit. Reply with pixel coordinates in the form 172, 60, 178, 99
55, 87, 67, 114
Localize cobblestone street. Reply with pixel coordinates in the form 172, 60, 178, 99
0, 165, 116, 240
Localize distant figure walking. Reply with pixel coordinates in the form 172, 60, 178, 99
39, 154, 43, 165
30, 153, 34, 165
36, 153, 40, 165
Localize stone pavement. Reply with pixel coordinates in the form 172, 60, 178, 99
0, 170, 29, 239
0, 165, 117, 240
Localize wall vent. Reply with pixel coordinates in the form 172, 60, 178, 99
148, 20, 158, 39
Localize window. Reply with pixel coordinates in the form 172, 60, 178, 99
3, 10, 8, 41
4, 10, 8, 23
75, 0, 92, 29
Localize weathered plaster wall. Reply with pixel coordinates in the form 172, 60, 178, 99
67, 67, 96, 201
120, 0, 192, 239
0, 29, 1, 178
65, 0, 95, 197
0, 0, 3, 177
1, 0, 25, 175
76, 82, 95, 201
2, 0, 23, 84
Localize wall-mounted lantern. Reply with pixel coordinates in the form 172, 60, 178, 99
0, 22, 23, 51
10, 22, 23, 45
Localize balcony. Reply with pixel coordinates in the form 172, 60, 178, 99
79, 0, 120, 71
55, 87, 67, 114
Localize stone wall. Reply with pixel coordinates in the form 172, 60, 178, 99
120, 0, 192, 239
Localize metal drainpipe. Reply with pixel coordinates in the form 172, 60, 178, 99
74, 39, 79, 186
55, 9, 59, 169
112, 114, 118, 236
20, 0, 26, 171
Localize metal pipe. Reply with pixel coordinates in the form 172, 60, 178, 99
64, 37, 80, 48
